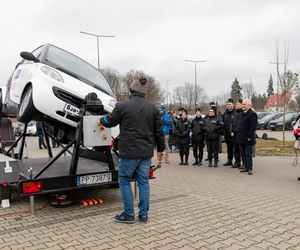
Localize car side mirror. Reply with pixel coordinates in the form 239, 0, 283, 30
20, 52, 40, 63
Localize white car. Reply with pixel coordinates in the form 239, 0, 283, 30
8, 44, 119, 143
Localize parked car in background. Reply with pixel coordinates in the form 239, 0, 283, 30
6, 44, 119, 143
268, 112, 298, 131
257, 112, 283, 130
257, 112, 271, 120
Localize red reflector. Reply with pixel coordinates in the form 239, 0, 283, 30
22, 181, 43, 194
2, 182, 8, 187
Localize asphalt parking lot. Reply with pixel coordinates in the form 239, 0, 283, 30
1, 136, 300, 249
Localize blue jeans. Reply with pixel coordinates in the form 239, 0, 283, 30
242, 144, 253, 171
118, 158, 151, 217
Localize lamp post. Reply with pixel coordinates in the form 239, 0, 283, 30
166, 79, 172, 107
80, 31, 114, 70
185, 59, 206, 109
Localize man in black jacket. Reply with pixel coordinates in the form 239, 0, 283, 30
235, 99, 258, 175
191, 108, 205, 166
100, 77, 165, 223
222, 98, 237, 167
233, 99, 243, 168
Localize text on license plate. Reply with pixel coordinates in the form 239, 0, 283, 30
77, 173, 112, 185
64, 103, 80, 117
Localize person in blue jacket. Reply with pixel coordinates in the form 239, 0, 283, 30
159, 104, 172, 164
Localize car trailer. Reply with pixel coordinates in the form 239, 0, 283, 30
0, 93, 125, 211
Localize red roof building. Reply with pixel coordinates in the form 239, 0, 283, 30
264, 93, 295, 111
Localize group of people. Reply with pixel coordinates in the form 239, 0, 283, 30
98, 76, 258, 223
160, 98, 258, 175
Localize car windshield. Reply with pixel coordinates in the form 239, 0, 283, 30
260, 113, 279, 122
276, 113, 295, 121
45, 46, 114, 96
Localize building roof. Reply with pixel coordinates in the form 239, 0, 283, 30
264, 93, 293, 109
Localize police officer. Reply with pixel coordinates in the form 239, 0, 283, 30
204, 108, 224, 167
222, 98, 238, 167
191, 108, 205, 166
233, 99, 243, 168
176, 109, 190, 165
100, 76, 165, 224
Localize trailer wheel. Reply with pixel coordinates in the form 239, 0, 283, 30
17, 86, 37, 123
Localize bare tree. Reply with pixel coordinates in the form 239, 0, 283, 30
241, 82, 256, 99
101, 67, 122, 98
275, 40, 299, 144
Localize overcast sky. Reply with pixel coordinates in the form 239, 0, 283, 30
1, 0, 300, 98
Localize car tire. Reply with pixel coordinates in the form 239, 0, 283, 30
17, 86, 37, 123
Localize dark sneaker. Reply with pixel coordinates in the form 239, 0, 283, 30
232, 161, 241, 168
184, 161, 188, 165
198, 161, 202, 166
138, 215, 148, 223
213, 162, 218, 167
192, 161, 198, 166
208, 162, 212, 167
179, 162, 184, 165
240, 169, 248, 173
223, 161, 232, 166
114, 212, 135, 224
248, 170, 253, 175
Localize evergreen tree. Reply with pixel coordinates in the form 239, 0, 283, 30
267, 74, 274, 97
230, 78, 242, 101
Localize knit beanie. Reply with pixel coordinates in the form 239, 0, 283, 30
130, 77, 147, 94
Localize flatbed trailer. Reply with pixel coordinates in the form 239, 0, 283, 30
0, 93, 122, 202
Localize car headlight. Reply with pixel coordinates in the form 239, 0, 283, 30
108, 99, 117, 109
41, 66, 64, 83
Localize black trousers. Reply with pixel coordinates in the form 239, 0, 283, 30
178, 143, 189, 162
225, 140, 234, 161
234, 143, 241, 163
192, 141, 204, 162
206, 139, 219, 162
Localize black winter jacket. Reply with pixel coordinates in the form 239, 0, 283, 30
235, 109, 258, 145
222, 109, 238, 139
100, 92, 165, 159
204, 116, 224, 140
191, 116, 205, 143
175, 118, 190, 144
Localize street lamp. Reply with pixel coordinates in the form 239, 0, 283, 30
166, 79, 172, 107
80, 31, 115, 70
185, 59, 206, 109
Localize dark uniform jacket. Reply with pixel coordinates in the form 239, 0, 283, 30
191, 116, 205, 143
235, 109, 258, 145
204, 116, 224, 140
222, 109, 237, 141
175, 118, 190, 144
100, 92, 165, 159
169, 117, 179, 145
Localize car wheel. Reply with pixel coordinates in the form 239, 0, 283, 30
17, 86, 37, 123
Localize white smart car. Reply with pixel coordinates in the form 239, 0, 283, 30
8, 44, 119, 143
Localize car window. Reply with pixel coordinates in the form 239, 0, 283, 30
31, 46, 43, 59
45, 46, 113, 96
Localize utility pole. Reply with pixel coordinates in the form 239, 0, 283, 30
165, 79, 172, 107
80, 31, 114, 70
185, 59, 206, 109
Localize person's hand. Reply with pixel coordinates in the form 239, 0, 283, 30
247, 138, 251, 141
231, 132, 234, 137
157, 151, 165, 164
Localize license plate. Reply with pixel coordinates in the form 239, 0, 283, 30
64, 103, 80, 117
269, 124, 274, 127
77, 173, 112, 186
